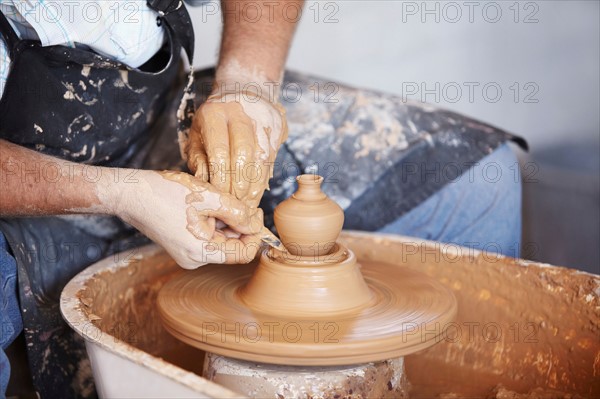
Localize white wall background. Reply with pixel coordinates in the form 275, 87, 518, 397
188, 1, 600, 272
189, 0, 599, 151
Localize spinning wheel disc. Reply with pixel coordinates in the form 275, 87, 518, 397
159, 175, 456, 366
157, 255, 457, 366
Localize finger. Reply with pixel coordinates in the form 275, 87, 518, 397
211, 228, 227, 240
199, 194, 264, 235
215, 220, 227, 230
214, 220, 241, 238
199, 104, 231, 193
228, 108, 256, 201
192, 240, 226, 265
245, 107, 285, 207
204, 230, 262, 264
185, 206, 216, 241
175, 256, 208, 270
245, 154, 272, 208
221, 227, 241, 238
188, 114, 210, 181
220, 234, 262, 264
275, 102, 289, 143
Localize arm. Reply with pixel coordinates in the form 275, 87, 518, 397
0, 139, 112, 216
0, 139, 263, 268
216, 0, 304, 91
186, 0, 304, 207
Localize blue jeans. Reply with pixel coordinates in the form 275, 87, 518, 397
0, 143, 520, 397
379, 143, 521, 257
1, 233, 21, 397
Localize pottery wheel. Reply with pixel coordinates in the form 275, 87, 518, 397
157, 250, 457, 366
158, 175, 457, 366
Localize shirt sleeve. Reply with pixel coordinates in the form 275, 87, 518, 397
0, 1, 166, 68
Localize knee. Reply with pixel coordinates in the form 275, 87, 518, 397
379, 143, 523, 258
455, 143, 522, 256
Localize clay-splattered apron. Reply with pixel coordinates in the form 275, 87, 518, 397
0, 2, 194, 396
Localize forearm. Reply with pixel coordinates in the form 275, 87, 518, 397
0, 139, 117, 217
0, 140, 264, 268
215, 0, 304, 96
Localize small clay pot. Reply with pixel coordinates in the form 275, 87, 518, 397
274, 174, 344, 256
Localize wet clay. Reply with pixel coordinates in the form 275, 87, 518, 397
161, 169, 282, 253
158, 170, 261, 240
140, 170, 264, 268
238, 244, 373, 316
158, 254, 456, 365
274, 174, 344, 256
157, 175, 457, 365
187, 87, 288, 207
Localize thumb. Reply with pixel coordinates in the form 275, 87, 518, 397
197, 193, 264, 235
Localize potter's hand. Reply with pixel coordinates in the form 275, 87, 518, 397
112, 170, 264, 269
186, 90, 288, 208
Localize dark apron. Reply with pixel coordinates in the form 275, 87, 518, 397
0, 2, 194, 397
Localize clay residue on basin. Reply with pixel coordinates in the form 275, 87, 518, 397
340, 233, 600, 398
70, 232, 598, 398
75, 249, 206, 375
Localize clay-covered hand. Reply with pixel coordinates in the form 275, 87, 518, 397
110, 170, 264, 269
186, 90, 288, 208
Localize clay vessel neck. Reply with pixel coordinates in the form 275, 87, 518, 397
293, 175, 327, 201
